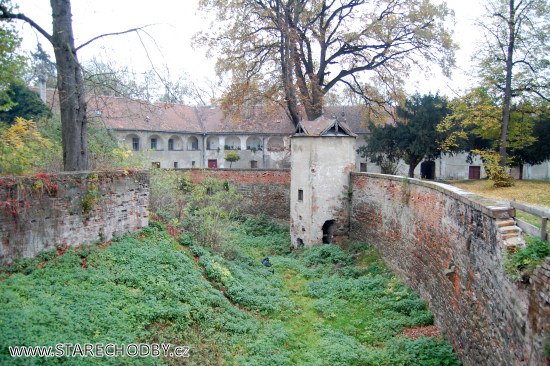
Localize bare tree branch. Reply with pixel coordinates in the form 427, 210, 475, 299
76, 24, 156, 51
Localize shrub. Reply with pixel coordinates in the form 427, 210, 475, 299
301, 244, 352, 267
224, 150, 240, 168
0, 118, 52, 175
183, 177, 242, 250
475, 150, 514, 187
504, 236, 550, 281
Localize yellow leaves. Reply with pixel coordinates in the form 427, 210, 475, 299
0, 117, 52, 175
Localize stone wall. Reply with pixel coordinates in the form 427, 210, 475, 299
181, 169, 290, 222
290, 136, 356, 247
0, 171, 149, 265
349, 172, 549, 366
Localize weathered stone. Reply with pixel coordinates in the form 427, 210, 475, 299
0, 171, 149, 264
349, 172, 549, 366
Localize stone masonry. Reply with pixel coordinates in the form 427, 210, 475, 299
182, 169, 291, 222
349, 172, 549, 366
0, 170, 149, 264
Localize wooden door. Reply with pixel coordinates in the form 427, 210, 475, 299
469, 166, 481, 180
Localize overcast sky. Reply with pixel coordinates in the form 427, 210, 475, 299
16, 0, 485, 99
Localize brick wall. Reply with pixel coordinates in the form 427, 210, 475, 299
0, 171, 149, 264
350, 172, 549, 366
181, 169, 290, 222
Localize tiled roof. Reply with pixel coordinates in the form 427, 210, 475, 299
296, 115, 357, 137
41, 88, 393, 135
197, 105, 295, 135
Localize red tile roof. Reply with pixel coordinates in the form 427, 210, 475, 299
41, 88, 390, 135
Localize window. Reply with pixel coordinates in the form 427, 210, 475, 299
250, 160, 258, 169
151, 138, 157, 150
360, 163, 367, 172
173, 161, 178, 169
168, 139, 174, 151
152, 162, 160, 168
191, 161, 196, 167
188, 136, 199, 151
132, 137, 139, 151
298, 189, 303, 201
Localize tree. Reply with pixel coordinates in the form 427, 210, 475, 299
1, 1, 150, 171
357, 121, 401, 174
197, 0, 456, 125
0, 83, 51, 124
510, 104, 550, 175
0, 12, 25, 111
438, 88, 538, 167
1, 0, 89, 170
224, 150, 240, 168
359, 93, 449, 178
25, 42, 57, 91
475, 0, 550, 167
396, 94, 450, 178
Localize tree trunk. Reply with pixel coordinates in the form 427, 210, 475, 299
499, 0, 516, 168
408, 156, 421, 178
304, 79, 324, 121
51, 0, 89, 171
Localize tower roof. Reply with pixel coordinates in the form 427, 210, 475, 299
294, 115, 357, 137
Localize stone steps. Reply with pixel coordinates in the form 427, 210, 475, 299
497, 219, 515, 228
496, 219, 524, 250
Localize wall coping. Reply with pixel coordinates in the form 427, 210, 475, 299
351, 172, 515, 220
177, 168, 291, 173
0, 169, 149, 181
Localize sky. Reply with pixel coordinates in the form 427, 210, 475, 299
15, 0, 486, 99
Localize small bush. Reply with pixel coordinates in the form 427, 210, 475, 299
504, 236, 550, 281
301, 244, 352, 267
475, 150, 514, 187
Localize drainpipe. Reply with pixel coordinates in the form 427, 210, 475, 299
202, 134, 206, 168
262, 136, 266, 168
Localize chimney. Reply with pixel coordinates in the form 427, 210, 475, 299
38, 76, 47, 103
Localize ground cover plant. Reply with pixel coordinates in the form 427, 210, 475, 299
0, 212, 460, 365
504, 236, 550, 282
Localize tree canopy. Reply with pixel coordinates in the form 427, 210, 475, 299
196, 0, 456, 125
0, 83, 51, 125
358, 93, 450, 178
0, 8, 26, 111
474, 0, 550, 166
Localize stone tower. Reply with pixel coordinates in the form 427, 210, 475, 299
290, 116, 356, 248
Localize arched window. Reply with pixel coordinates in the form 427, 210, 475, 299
149, 135, 163, 150
206, 136, 219, 150
187, 136, 199, 151
267, 137, 284, 151
246, 136, 262, 151
125, 134, 140, 151
224, 136, 241, 150
168, 135, 183, 151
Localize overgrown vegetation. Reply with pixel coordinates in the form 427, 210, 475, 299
504, 236, 550, 282
0, 210, 461, 365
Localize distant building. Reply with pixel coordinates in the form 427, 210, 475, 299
41, 88, 549, 179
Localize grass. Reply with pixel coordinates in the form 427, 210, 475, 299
0, 217, 461, 365
446, 179, 550, 208
446, 179, 550, 230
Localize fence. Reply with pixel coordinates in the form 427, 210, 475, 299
511, 200, 549, 241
